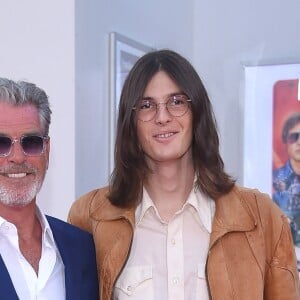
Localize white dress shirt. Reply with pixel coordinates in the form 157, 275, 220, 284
113, 187, 215, 300
0, 207, 65, 300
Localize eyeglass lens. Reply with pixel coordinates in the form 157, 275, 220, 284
135, 94, 190, 122
287, 132, 300, 144
0, 135, 46, 157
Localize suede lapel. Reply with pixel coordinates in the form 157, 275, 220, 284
210, 186, 257, 249
90, 191, 135, 227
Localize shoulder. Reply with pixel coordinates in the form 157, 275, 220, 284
74, 186, 110, 208
233, 185, 287, 229
234, 185, 280, 212
47, 215, 93, 240
68, 186, 111, 232
215, 185, 283, 228
233, 185, 271, 202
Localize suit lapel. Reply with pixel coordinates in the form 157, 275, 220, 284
0, 256, 19, 299
47, 216, 81, 300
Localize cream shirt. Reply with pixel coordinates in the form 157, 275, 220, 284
113, 187, 215, 300
0, 207, 65, 300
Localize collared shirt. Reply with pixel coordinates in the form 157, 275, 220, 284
273, 159, 300, 218
0, 206, 65, 300
113, 186, 215, 300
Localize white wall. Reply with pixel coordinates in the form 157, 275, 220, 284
193, 0, 300, 185
1, 0, 300, 220
0, 1, 75, 220
75, 0, 300, 199
75, 0, 194, 197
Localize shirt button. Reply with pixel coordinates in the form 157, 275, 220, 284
171, 238, 176, 245
126, 285, 133, 295
172, 277, 179, 285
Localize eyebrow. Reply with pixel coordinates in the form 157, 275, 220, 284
140, 92, 186, 100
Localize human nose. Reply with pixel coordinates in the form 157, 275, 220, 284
8, 139, 26, 163
155, 102, 172, 124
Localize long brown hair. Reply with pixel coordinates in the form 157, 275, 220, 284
109, 49, 235, 208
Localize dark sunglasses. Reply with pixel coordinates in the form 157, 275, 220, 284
0, 135, 49, 157
287, 132, 300, 144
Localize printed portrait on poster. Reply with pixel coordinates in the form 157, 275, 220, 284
272, 79, 300, 247
243, 64, 300, 270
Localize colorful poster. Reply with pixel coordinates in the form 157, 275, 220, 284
272, 79, 300, 247
243, 65, 300, 270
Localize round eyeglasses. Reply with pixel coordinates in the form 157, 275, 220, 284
132, 94, 191, 122
0, 135, 49, 157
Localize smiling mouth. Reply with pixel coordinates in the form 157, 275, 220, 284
154, 132, 176, 138
6, 173, 28, 178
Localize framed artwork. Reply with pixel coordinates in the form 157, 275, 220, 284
109, 32, 154, 174
243, 63, 300, 267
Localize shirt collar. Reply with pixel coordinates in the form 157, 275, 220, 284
0, 205, 56, 248
135, 187, 155, 225
135, 185, 215, 233
188, 188, 215, 233
35, 206, 57, 248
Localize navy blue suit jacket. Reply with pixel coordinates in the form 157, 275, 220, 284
0, 215, 99, 300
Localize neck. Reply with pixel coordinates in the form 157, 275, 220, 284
0, 201, 42, 274
0, 201, 36, 227
145, 156, 195, 221
0, 200, 40, 238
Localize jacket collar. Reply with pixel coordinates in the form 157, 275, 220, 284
90, 189, 136, 229
88, 185, 257, 248
209, 186, 257, 249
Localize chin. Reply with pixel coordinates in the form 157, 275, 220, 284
0, 197, 34, 208
0, 186, 39, 208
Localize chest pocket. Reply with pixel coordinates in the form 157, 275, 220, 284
113, 265, 153, 299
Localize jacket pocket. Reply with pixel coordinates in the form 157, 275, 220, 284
113, 265, 153, 299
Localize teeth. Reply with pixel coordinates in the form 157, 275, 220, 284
7, 173, 27, 178
157, 133, 174, 138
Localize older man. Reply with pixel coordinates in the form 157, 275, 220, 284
0, 78, 99, 300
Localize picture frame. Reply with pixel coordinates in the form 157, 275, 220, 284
243, 63, 300, 194
243, 63, 300, 265
109, 32, 154, 174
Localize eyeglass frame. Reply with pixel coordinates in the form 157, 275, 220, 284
132, 94, 192, 122
0, 134, 49, 157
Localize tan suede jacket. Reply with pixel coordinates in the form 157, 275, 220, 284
68, 185, 300, 300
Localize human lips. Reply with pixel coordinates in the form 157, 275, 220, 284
1, 172, 33, 180
153, 131, 178, 140
0, 166, 36, 179
6, 173, 27, 178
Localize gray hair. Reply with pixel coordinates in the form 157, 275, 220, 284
0, 78, 52, 135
